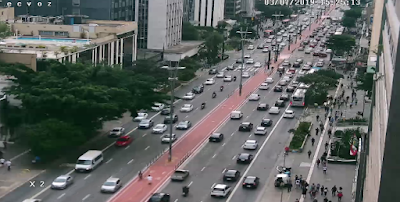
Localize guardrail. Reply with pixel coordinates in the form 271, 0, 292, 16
175, 151, 192, 170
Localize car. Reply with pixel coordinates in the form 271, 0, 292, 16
306, 61, 313, 66
148, 193, 171, 202
286, 85, 295, 93
283, 110, 295, 118
208, 68, 218, 75
274, 85, 283, 92
139, 119, 154, 129
278, 79, 288, 86
209, 132, 224, 142
152, 124, 168, 134
262, 48, 269, 53
276, 38, 283, 43
182, 92, 195, 100
302, 64, 311, 70
152, 103, 165, 111
282, 33, 288, 37
247, 45, 254, 50
293, 61, 301, 68
236, 59, 243, 63
161, 107, 172, 115
257, 103, 269, 111
101, 177, 122, 193
298, 46, 305, 51
265, 77, 274, 84
205, 78, 215, 85
282, 60, 291, 67
254, 126, 267, 135
269, 106, 280, 114
216, 72, 225, 78
246, 59, 254, 64
261, 118, 273, 127
51, 175, 73, 190
254, 62, 262, 68
115, 135, 133, 146
223, 169, 241, 181
134, 112, 148, 122
236, 153, 254, 164
239, 122, 254, 132
279, 42, 286, 47
326, 49, 332, 53
257, 44, 264, 49
192, 86, 204, 94
226, 65, 235, 70
163, 114, 178, 124
249, 94, 260, 101
305, 48, 312, 54
275, 100, 285, 107
161, 134, 177, 143
22, 200, 41, 202
171, 169, 189, 181
180, 104, 194, 112
242, 176, 260, 189
223, 75, 232, 82
175, 120, 192, 130
280, 93, 290, 101
313, 51, 320, 56
316, 61, 324, 67
298, 82, 311, 89
296, 58, 303, 64
242, 72, 250, 78
259, 83, 270, 90
109, 127, 125, 137
244, 54, 251, 58
211, 184, 231, 198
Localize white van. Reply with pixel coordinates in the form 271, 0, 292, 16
230, 111, 243, 119
75, 150, 104, 172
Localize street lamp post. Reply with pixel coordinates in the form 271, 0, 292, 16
288, 35, 291, 50
161, 63, 186, 162
236, 28, 252, 96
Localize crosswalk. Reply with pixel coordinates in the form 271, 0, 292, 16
229, 67, 262, 72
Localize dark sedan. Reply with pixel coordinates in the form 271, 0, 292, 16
239, 122, 254, 132
163, 114, 178, 124
275, 100, 285, 107
192, 86, 204, 94
161, 108, 171, 115
209, 133, 224, 142
257, 103, 269, 111
242, 176, 260, 189
261, 118, 273, 127
223, 169, 241, 181
280, 93, 290, 101
208, 68, 218, 75
274, 85, 283, 92
236, 153, 254, 164
286, 86, 295, 93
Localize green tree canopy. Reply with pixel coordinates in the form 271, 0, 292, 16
0, 22, 12, 39
177, 57, 202, 81
356, 71, 373, 92
199, 32, 223, 66
182, 22, 200, 41
327, 34, 356, 55
341, 16, 356, 28
344, 8, 362, 19
130, 59, 169, 85
229, 24, 257, 39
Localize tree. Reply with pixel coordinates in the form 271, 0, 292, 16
0, 99, 23, 139
131, 59, 169, 85
0, 23, 12, 39
327, 34, 356, 56
356, 72, 373, 92
199, 32, 223, 66
182, 22, 200, 41
229, 24, 257, 39
341, 16, 356, 28
344, 8, 362, 19
178, 57, 201, 81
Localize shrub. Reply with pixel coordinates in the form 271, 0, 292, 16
331, 128, 363, 159
337, 117, 367, 123
289, 122, 312, 149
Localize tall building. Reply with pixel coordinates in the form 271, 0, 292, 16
183, 0, 195, 22
193, 0, 225, 27
224, 0, 242, 19
241, 0, 254, 17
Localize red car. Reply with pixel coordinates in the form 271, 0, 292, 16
115, 136, 133, 147
313, 51, 320, 56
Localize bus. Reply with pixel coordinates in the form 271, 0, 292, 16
290, 89, 307, 107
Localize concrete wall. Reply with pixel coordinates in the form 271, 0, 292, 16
0, 53, 37, 71
0, 7, 14, 22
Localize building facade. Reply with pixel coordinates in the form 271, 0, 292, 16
183, 0, 195, 22
224, 0, 241, 19
193, 0, 225, 27
241, 0, 254, 17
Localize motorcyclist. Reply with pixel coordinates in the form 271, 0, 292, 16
138, 170, 143, 180
182, 186, 189, 195
201, 102, 206, 109
220, 86, 224, 91
212, 92, 216, 98
233, 76, 237, 81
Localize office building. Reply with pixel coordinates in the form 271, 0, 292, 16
241, 0, 254, 17
183, 0, 195, 22
194, 0, 225, 27
224, 0, 241, 19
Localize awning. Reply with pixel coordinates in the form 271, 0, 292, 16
290, 15, 298, 18
282, 19, 290, 22
264, 30, 273, 33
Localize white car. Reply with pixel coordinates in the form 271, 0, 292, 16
109, 127, 125, 137
161, 134, 177, 143
279, 42, 286, 47
180, 104, 194, 112
247, 45, 254, 50
244, 54, 251, 58
283, 110, 295, 118
134, 113, 148, 122
316, 61, 324, 67
205, 78, 215, 85
258, 83, 269, 90
254, 62, 262, 68
262, 48, 269, 53
298, 83, 311, 89
226, 65, 234, 70
266, 39, 272, 43
211, 184, 231, 198
242, 72, 250, 78
305, 48, 312, 54
269, 107, 280, 114
254, 127, 267, 135
282, 33, 288, 37
151, 103, 165, 111
302, 64, 311, 70
249, 94, 260, 101
246, 59, 254, 64
278, 79, 288, 86
276, 38, 283, 43
326, 49, 332, 53
182, 92, 195, 100
223, 76, 232, 82
216, 72, 225, 78
243, 140, 258, 150
152, 124, 167, 134
265, 77, 274, 84
283, 76, 292, 81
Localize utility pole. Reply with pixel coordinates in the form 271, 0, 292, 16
236, 28, 252, 96
288, 34, 291, 50
161, 63, 186, 162
267, 50, 271, 70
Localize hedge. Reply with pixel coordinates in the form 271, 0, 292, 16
331, 128, 363, 159
289, 122, 312, 149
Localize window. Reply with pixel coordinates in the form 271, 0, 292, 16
38, 31, 54, 36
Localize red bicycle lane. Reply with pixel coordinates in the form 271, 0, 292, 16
109, 6, 335, 202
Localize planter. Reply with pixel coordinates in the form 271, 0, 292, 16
327, 156, 357, 164
290, 122, 313, 153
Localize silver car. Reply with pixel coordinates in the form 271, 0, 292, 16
254, 127, 267, 135
51, 175, 73, 189
109, 127, 125, 137
161, 134, 177, 143
243, 140, 258, 150
138, 119, 154, 129
101, 177, 122, 193
152, 124, 167, 134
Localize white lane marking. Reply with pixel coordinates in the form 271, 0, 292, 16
57, 193, 66, 199
222, 143, 226, 147
185, 115, 189, 118
84, 174, 91, 180
144, 146, 150, 151
212, 154, 216, 158
252, 109, 256, 111
106, 158, 113, 164
245, 115, 249, 119
124, 145, 130, 150
201, 167, 206, 171
249, 134, 252, 137
232, 156, 236, 160
10, 149, 31, 161
231, 132, 235, 136
211, 183, 216, 189
127, 159, 134, 165
187, 181, 193, 187
142, 133, 147, 137
82, 194, 90, 201
226, 104, 291, 201
174, 199, 178, 202
222, 168, 226, 173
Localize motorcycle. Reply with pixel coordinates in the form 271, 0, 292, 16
233, 76, 237, 81
220, 86, 224, 92
182, 186, 189, 197
201, 103, 206, 109
212, 93, 216, 98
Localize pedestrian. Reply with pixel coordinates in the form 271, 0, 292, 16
0, 158, 4, 167
325, 142, 329, 151
316, 183, 320, 192
338, 191, 343, 201
355, 98, 358, 105
308, 150, 312, 159
287, 180, 293, 192
324, 187, 329, 196
147, 175, 153, 185
331, 185, 337, 196
323, 197, 329, 202
296, 178, 301, 189
138, 170, 143, 180
311, 137, 315, 146
295, 199, 300, 202
285, 146, 290, 155
302, 187, 307, 198
3, 141, 7, 149
315, 128, 319, 136
317, 159, 321, 167
5, 160, 11, 171
316, 115, 320, 121
320, 185, 324, 194
323, 165, 327, 174
328, 129, 332, 138
313, 198, 318, 202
